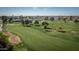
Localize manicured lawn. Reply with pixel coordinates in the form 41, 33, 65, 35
7, 20, 79, 51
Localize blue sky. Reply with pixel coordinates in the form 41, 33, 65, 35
0, 7, 79, 16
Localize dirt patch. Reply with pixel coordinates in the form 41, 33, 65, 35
3, 32, 21, 45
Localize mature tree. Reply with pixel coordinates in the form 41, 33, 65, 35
74, 18, 79, 23
58, 17, 61, 21
29, 20, 32, 23
42, 21, 49, 29
42, 21, 49, 26
70, 16, 73, 21
34, 20, 39, 24
50, 17, 54, 21
20, 15, 25, 26
21, 19, 25, 26
29, 16, 33, 19
44, 16, 48, 20
25, 19, 29, 24
25, 19, 32, 27
1, 16, 8, 32
9, 17, 13, 23
63, 18, 67, 23
34, 20, 40, 26
44, 25, 48, 29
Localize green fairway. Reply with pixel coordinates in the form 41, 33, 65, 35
7, 21, 79, 51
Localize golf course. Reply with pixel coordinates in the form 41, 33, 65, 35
7, 20, 79, 51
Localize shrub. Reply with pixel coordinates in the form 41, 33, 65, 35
0, 32, 13, 51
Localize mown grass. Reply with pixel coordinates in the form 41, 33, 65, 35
7, 20, 79, 51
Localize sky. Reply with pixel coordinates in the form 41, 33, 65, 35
0, 7, 79, 16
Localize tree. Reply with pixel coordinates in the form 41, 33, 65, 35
21, 19, 25, 26
58, 17, 61, 21
70, 16, 73, 21
34, 20, 39, 24
1, 16, 8, 32
42, 21, 49, 26
29, 20, 32, 24
44, 16, 48, 20
20, 15, 25, 26
25, 19, 32, 27
74, 18, 79, 23
9, 17, 13, 23
44, 25, 48, 29
50, 17, 54, 21
25, 19, 29, 24
34, 20, 40, 26
42, 21, 49, 29
63, 18, 67, 23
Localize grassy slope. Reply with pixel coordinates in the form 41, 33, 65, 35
7, 21, 79, 51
